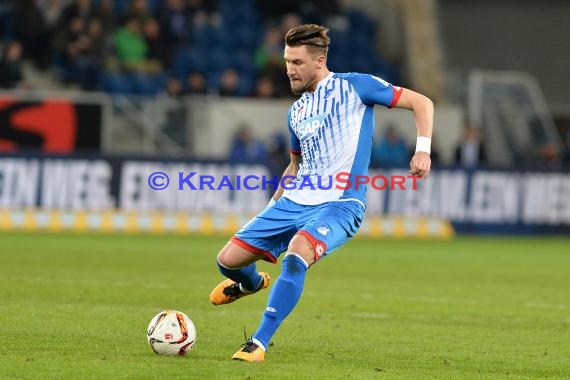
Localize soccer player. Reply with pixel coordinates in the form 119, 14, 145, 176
209, 24, 433, 361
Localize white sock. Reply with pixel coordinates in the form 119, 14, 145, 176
251, 337, 266, 351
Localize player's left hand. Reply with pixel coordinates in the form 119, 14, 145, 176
409, 152, 431, 179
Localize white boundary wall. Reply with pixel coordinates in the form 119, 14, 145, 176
189, 97, 463, 164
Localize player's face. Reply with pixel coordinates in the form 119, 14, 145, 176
284, 45, 320, 96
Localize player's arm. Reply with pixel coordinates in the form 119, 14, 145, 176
346, 73, 434, 179
270, 152, 301, 203
393, 88, 434, 179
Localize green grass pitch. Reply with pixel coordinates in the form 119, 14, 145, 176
1, 232, 569, 379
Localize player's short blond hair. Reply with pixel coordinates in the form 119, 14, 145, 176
285, 24, 330, 58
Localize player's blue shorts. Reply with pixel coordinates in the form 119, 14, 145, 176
232, 197, 365, 263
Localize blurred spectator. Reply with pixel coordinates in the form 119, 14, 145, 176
15, 0, 52, 70
55, 14, 84, 56
165, 77, 184, 98
454, 124, 487, 167
94, 0, 117, 35
124, 0, 152, 24
54, 15, 106, 89
186, 71, 208, 95
75, 18, 107, 90
55, 16, 86, 65
158, 0, 190, 53
113, 17, 156, 72
267, 132, 289, 176
228, 124, 268, 164
218, 69, 240, 97
254, 27, 290, 97
428, 139, 441, 166
39, 0, 65, 32
0, 41, 26, 89
187, 0, 217, 17
537, 142, 561, 169
254, 27, 284, 73
252, 76, 277, 98
59, 0, 93, 26
297, 0, 341, 24
563, 130, 570, 167
255, 0, 302, 23
143, 18, 169, 69
371, 125, 409, 168
279, 13, 303, 36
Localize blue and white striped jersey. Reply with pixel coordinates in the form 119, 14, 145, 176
283, 72, 402, 207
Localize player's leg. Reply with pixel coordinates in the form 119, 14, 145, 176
232, 234, 314, 361
233, 200, 365, 361
210, 240, 271, 305
210, 201, 297, 306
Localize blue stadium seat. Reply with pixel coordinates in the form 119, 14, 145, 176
102, 72, 136, 95
219, 0, 258, 27
206, 48, 230, 72
113, 0, 131, 16
229, 50, 256, 75
0, 3, 15, 41
327, 50, 351, 73
147, 0, 161, 13
328, 29, 351, 55
189, 23, 211, 50
131, 72, 168, 96
205, 71, 222, 91
172, 46, 207, 77
347, 10, 376, 35
237, 74, 255, 96
230, 25, 258, 51
351, 52, 375, 74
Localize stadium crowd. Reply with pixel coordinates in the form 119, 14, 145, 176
0, 0, 399, 97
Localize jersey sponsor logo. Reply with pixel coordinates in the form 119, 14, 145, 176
297, 113, 327, 140
165, 333, 173, 340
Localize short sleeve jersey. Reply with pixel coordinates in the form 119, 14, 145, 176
284, 72, 402, 207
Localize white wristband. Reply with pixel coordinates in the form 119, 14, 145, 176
415, 136, 431, 154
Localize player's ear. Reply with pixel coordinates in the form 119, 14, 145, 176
316, 55, 325, 69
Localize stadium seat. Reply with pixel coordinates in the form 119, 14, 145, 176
237, 74, 255, 96
0, 3, 15, 41
113, 0, 131, 16
230, 25, 259, 51
206, 48, 230, 72
147, 0, 161, 13
131, 72, 168, 96
172, 46, 207, 78
205, 71, 222, 91
229, 50, 256, 75
102, 72, 136, 95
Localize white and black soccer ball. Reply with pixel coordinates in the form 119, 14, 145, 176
147, 310, 196, 356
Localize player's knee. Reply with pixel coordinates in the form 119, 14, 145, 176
287, 235, 316, 266
216, 250, 232, 269
216, 241, 259, 269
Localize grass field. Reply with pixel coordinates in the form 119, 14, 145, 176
0, 232, 569, 379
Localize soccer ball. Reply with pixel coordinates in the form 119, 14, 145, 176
147, 310, 196, 356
